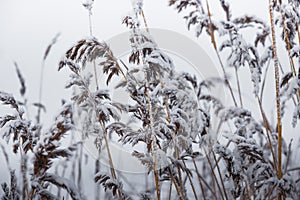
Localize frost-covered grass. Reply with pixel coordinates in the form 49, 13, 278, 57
1, 0, 300, 199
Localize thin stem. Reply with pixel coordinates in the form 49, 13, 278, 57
297, 24, 300, 44
212, 151, 228, 200
92, 60, 99, 90
287, 167, 300, 172
77, 140, 83, 192
278, 0, 296, 75
183, 160, 199, 200
87, 8, 100, 90
158, 74, 171, 122
278, 0, 300, 101
20, 147, 28, 199
101, 122, 124, 200
145, 86, 161, 200
141, 10, 149, 33
284, 140, 292, 173
197, 171, 207, 200
176, 161, 185, 199
223, 4, 243, 108
95, 157, 100, 200
205, 149, 225, 200
206, 0, 238, 107
82, 73, 122, 199
192, 158, 216, 200
37, 60, 45, 124
139, 9, 162, 199
257, 97, 278, 171
268, 1, 283, 199
88, 9, 93, 36
158, 73, 185, 198
234, 66, 243, 107
260, 59, 271, 101
168, 181, 172, 200
168, 167, 184, 200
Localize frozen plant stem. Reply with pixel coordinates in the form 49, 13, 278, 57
37, 33, 60, 124
167, 167, 182, 199
297, 25, 300, 44
37, 60, 45, 124
86, 4, 99, 90
205, 0, 238, 107
95, 156, 101, 200
192, 158, 209, 200
278, 0, 296, 76
182, 160, 199, 200
142, 9, 186, 198
278, 0, 300, 103
145, 87, 161, 200
141, 10, 149, 33
77, 138, 83, 192
257, 97, 278, 171
168, 181, 172, 200
260, 59, 271, 102
141, 9, 186, 199
136, 9, 161, 199
205, 149, 225, 200
86, 6, 100, 199
20, 146, 28, 199
101, 122, 124, 200
234, 66, 243, 107
221, 3, 243, 108
212, 151, 228, 200
86, 80, 123, 199
88, 8, 93, 36
158, 73, 185, 198
78, 66, 123, 199
268, 1, 283, 198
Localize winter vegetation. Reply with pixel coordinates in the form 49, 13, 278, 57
1, 0, 300, 199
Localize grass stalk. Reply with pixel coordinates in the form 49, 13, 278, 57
278, 0, 296, 76
205, 149, 225, 200
268, 1, 283, 198
37, 60, 45, 124
20, 148, 28, 199
168, 181, 172, 200
77, 141, 83, 192
140, 10, 164, 199
95, 157, 101, 200
145, 86, 161, 200
234, 66, 243, 107
257, 97, 278, 171
141, 10, 149, 33
260, 59, 271, 101
278, 0, 300, 101
101, 122, 124, 200
86, 6, 124, 199
168, 167, 184, 200
212, 151, 228, 200
183, 160, 199, 200
205, 0, 238, 107
192, 158, 216, 200
297, 25, 300, 44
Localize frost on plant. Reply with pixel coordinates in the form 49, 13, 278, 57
1, 0, 300, 200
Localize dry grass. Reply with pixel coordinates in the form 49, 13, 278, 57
1, 0, 300, 199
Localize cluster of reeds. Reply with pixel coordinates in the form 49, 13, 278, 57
1, 0, 300, 199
